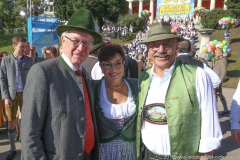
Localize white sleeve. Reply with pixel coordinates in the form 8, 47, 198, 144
91, 62, 104, 80
203, 63, 221, 88
230, 80, 240, 129
196, 67, 222, 153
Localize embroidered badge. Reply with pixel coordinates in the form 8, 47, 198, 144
22, 63, 25, 67
172, 96, 179, 100
143, 103, 167, 125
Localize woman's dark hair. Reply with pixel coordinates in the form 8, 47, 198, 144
98, 44, 125, 63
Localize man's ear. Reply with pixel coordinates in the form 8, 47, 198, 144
175, 41, 179, 50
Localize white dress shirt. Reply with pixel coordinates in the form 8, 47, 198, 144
141, 63, 222, 155
13, 54, 23, 92
230, 80, 240, 129
91, 61, 104, 80
100, 79, 136, 119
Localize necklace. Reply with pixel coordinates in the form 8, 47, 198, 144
105, 79, 124, 89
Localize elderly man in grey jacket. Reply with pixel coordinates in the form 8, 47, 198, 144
21, 9, 102, 160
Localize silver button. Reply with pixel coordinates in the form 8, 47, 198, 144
78, 153, 83, 156
80, 135, 84, 139
77, 79, 82, 83
80, 117, 84, 121
79, 97, 82, 101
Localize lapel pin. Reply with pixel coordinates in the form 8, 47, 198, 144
172, 96, 179, 100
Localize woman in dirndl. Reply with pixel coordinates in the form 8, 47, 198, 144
92, 44, 138, 160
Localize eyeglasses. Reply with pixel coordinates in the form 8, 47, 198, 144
148, 41, 174, 51
64, 36, 93, 49
101, 61, 125, 70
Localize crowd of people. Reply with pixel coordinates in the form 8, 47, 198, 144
0, 8, 239, 160
102, 24, 134, 39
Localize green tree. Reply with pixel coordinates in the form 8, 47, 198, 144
201, 8, 235, 29
54, 0, 126, 30
225, 0, 240, 18
118, 14, 145, 32
0, 0, 40, 30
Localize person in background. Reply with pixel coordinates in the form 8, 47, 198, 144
25, 44, 44, 64
0, 52, 8, 128
41, 46, 47, 60
224, 28, 230, 45
82, 41, 105, 79
45, 46, 58, 60
122, 46, 138, 78
136, 22, 222, 160
1, 51, 8, 58
1, 36, 33, 160
103, 36, 112, 44
137, 54, 144, 76
21, 8, 102, 159
53, 44, 60, 57
145, 57, 153, 70
213, 48, 229, 116
92, 44, 138, 160
230, 80, 240, 144
176, 40, 221, 89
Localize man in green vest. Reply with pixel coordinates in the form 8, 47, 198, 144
136, 22, 222, 160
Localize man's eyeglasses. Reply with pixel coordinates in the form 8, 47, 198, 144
64, 36, 93, 49
148, 41, 174, 51
101, 61, 125, 70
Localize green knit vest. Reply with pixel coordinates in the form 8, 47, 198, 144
136, 61, 201, 160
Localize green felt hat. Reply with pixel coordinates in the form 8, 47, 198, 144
139, 22, 184, 44
56, 9, 102, 44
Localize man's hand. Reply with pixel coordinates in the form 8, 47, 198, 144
200, 156, 208, 160
231, 129, 240, 144
5, 98, 12, 108
200, 151, 214, 160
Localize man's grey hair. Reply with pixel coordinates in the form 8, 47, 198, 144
177, 39, 191, 54
61, 31, 69, 37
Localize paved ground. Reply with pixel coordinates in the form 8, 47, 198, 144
0, 87, 239, 160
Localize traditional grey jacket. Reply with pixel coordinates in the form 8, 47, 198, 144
0, 54, 33, 100
21, 56, 99, 160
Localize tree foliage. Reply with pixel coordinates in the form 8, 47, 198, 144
54, 0, 126, 29
0, 0, 41, 30
201, 8, 235, 29
225, 0, 240, 18
118, 14, 145, 32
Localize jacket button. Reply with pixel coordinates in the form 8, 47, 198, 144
79, 97, 82, 101
77, 79, 82, 83
80, 117, 84, 121
80, 135, 85, 139
78, 153, 83, 156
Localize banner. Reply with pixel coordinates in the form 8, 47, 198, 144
157, 0, 194, 21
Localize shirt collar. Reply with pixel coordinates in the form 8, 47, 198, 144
13, 54, 23, 59
150, 60, 176, 79
61, 53, 82, 71
178, 53, 190, 56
